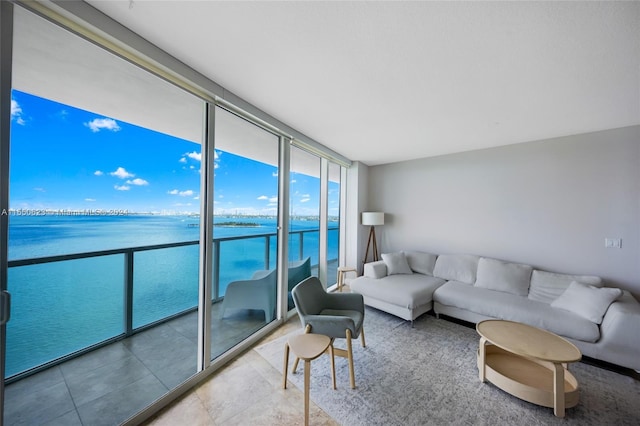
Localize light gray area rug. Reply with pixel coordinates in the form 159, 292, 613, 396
255, 307, 640, 425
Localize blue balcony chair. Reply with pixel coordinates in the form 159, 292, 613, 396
220, 269, 277, 322
291, 276, 366, 389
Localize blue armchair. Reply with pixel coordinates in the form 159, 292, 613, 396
287, 257, 311, 310
292, 276, 366, 388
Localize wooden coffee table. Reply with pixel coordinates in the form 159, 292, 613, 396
476, 320, 581, 418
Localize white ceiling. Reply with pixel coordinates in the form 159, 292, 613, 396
85, 0, 639, 166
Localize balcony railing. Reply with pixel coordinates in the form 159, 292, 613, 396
6, 226, 339, 382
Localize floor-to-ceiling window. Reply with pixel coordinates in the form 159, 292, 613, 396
327, 161, 342, 286
211, 106, 280, 358
5, 6, 204, 424
1, 2, 351, 424
289, 146, 321, 278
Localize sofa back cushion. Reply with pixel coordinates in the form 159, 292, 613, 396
381, 252, 413, 275
528, 270, 603, 304
404, 251, 437, 276
474, 257, 532, 296
433, 254, 479, 284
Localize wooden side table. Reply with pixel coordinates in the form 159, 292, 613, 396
283, 333, 335, 426
337, 266, 357, 292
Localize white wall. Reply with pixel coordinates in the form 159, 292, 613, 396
368, 125, 640, 297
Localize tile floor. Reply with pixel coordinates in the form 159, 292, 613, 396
4, 302, 269, 426
143, 316, 338, 426
5, 271, 344, 425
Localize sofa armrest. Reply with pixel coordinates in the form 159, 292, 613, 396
364, 261, 387, 279
597, 291, 640, 371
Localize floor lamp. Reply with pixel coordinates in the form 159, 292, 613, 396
362, 212, 384, 265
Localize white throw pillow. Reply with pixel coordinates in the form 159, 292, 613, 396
404, 251, 437, 276
550, 281, 623, 324
381, 252, 413, 275
432, 254, 479, 284
474, 257, 532, 297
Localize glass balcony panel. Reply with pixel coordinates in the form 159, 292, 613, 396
6, 255, 123, 377
133, 244, 199, 328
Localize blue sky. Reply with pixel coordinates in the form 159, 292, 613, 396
9, 90, 332, 216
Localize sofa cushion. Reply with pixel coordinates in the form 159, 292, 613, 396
350, 274, 446, 309
528, 270, 603, 304
433, 254, 479, 284
550, 281, 623, 324
434, 281, 600, 342
404, 251, 437, 276
474, 258, 532, 297
381, 252, 413, 275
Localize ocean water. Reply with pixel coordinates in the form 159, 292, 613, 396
5, 214, 337, 377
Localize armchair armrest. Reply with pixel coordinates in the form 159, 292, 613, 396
364, 260, 387, 279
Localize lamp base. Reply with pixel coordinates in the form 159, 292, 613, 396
362, 225, 379, 265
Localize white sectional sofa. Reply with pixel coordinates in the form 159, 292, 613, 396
350, 251, 640, 372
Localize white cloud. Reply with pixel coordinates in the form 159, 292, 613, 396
179, 157, 187, 164
194, 196, 200, 200
94, 170, 104, 176
11, 100, 25, 125
269, 196, 278, 203
290, 179, 297, 184
272, 171, 278, 177
126, 178, 149, 186
257, 195, 268, 200
168, 189, 194, 197
33, 187, 45, 192
114, 184, 130, 191
86, 118, 120, 132
300, 198, 311, 203
110, 167, 134, 179
185, 151, 202, 161
85, 198, 96, 202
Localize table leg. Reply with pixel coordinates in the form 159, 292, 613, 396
304, 359, 311, 426
329, 343, 336, 390
282, 342, 289, 389
478, 337, 487, 382
553, 362, 565, 418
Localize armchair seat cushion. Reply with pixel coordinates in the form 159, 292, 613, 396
303, 309, 364, 338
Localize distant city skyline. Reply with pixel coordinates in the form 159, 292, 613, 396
9, 90, 338, 216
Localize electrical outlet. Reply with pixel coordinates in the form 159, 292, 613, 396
605, 238, 622, 248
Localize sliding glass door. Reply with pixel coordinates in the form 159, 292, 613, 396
210, 106, 281, 358
5, 6, 204, 424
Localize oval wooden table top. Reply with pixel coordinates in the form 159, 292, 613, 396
476, 320, 582, 363
287, 333, 332, 360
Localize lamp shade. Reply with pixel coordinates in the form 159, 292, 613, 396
361, 212, 384, 226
